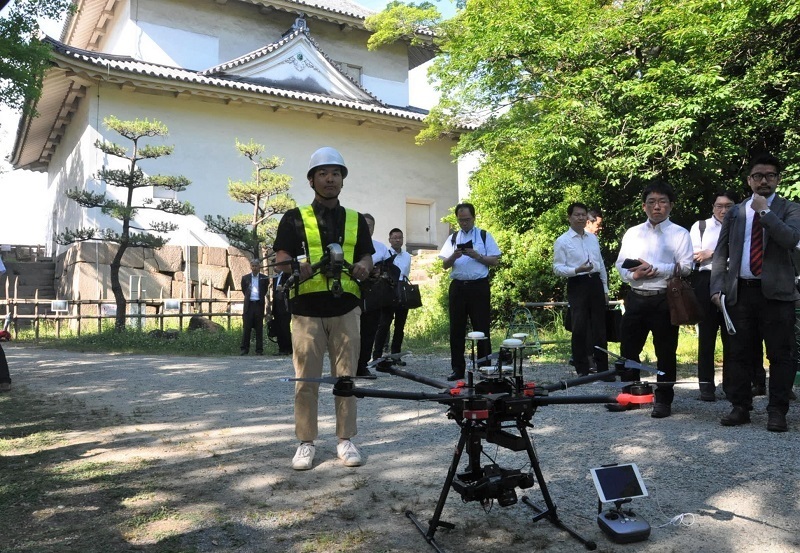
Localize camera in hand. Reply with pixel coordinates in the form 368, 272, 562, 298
457, 240, 473, 251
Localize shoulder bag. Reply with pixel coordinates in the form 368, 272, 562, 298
667, 264, 703, 326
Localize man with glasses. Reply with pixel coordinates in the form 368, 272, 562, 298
613, 180, 693, 418
711, 153, 800, 432
439, 203, 501, 381
690, 191, 739, 401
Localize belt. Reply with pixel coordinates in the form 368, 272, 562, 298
569, 273, 599, 280
630, 288, 667, 297
453, 277, 489, 285
739, 279, 762, 287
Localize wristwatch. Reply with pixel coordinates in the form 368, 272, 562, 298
759, 208, 771, 216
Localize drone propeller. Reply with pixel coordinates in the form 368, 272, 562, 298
280, 375, 376, 385
367, 351, 412, 369
605, 379, 713, 389
595, 347, 664, 376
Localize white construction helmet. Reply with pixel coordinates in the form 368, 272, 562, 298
307, 147, 348, 180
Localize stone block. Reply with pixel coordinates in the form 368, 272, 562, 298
203, 246, 228, 267
153, 245, 183, 273
120, 247, 144, 269
143, 257, 160, 273
229, 255, 252, 290
196, 265, 231, 291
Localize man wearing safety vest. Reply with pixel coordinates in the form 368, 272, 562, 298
274, 147, 374, 470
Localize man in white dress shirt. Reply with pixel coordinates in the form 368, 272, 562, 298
439, 203, 501, 381
373, 228, 413, 363
689, 190, 738, 401
553, 202, 609, 376
615, 180, 693, 418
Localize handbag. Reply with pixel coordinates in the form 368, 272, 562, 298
666, 264, 703, 326
361, 258, 402, 312
398, 279, 422, 309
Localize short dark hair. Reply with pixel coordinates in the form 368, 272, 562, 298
455, 203, 475, 217
588, 208, 602, 220
363, 213, 375, 223
748, 152, 782, 173
389, 228, 403, 236
642, 179, 676, 203
567, 202, 588, 216
715, 189, 740, 205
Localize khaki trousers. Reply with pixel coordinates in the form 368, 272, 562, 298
292, 308, 360, 442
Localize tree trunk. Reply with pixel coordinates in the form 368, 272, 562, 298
110, 243, 128, 332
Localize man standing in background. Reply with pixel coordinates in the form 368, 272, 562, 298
690, 190, 738, 401
373, 228, 413, 363
615, 180, 693, 419
240, 258, 268, 355
439, 203, 501, 381
553, 202, 609, 376
356, 213, 391, 378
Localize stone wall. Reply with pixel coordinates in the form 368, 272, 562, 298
55, 243, 252, 303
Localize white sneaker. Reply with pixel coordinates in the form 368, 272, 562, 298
336, 440, 363, 467
292, 443, 315, 470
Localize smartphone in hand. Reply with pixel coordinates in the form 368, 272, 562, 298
621, 258, 642, 270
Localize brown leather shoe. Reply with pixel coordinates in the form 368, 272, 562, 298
447, 371, 465, 382
767, 411, 788, 433
650, 403, 671, 418
720, 406, 751, 426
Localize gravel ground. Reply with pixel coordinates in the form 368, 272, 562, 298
3, 343, 800, 552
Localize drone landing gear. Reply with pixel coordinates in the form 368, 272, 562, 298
405, 415, 597, 552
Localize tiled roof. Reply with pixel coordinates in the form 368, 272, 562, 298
49, 39, 424, 119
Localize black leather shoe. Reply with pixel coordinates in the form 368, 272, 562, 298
698, 383, 716, 402
752, 384, 766, 396
240, 350, 248, 356
651, 403, 672, 418
356, 370, 377, 379
447, 371, 465, 382
720, 406, 751, 426
767, 411, 788, 432
605, 403, 629, 412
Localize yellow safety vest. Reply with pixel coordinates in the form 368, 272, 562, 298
295, 205, 361, 298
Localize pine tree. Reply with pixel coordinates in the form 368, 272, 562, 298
56, 116, 194, 332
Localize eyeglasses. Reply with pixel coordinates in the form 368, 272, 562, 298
457, 217, 474, 223
713, 203, 734, 210
749, 172, 779, 183
644, 199, 670, 207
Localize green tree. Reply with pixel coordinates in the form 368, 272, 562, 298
56, 116, 194, 332
371, 0, 800, 314
0, 0, 74, 116
204, 139, 294, 259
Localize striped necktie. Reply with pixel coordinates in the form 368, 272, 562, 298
750, 212, 763, 276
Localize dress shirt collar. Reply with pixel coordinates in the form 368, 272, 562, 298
644, 217, 674, 232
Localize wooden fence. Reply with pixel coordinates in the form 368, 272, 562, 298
0, 296, 247, 340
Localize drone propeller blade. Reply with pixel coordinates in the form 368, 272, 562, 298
595, 348, 664, 376
367, 351, 412, 368
280, 375, 376, 384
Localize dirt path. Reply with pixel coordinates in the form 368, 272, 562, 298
4, 344, 800, 552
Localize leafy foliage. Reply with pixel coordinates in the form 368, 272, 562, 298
0, 0, 73, 116
56, 116, 194, 331
205, 139, 295, 259
374, 0, 800, 311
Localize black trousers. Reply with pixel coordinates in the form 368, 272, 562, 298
373, 304, 410, 357
358, 308, 382, 372
449, 278, 491, 372
0, 343, 9, 384
692, 271, 728, 386
619, 291, 678, 405
241, 301, 265, 353
567, 274, 608, 374
725, 283, 795, 414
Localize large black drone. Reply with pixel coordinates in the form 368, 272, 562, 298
285, 336, 664, 552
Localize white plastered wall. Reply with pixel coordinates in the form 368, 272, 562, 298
46, 84, 457, 255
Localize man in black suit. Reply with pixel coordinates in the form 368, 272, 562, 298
711, 152, 800, 432
240, 258, 269, 355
